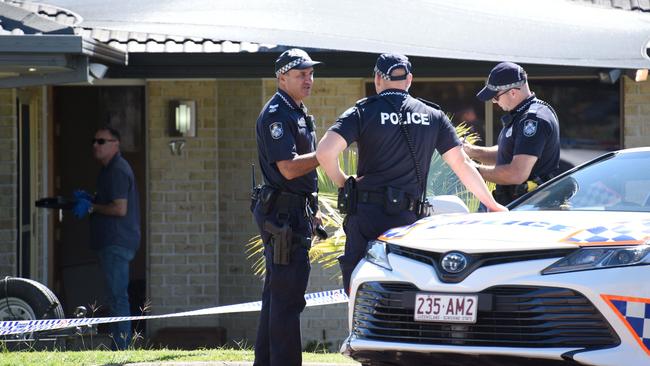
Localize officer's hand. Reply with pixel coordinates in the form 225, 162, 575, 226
312, 210, 323, 228
72, 198, 92, 219
487, 203, 509, 212
462, 141, 472, 154
73, 189, 94, 202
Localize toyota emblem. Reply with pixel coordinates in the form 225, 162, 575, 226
441, 252, 468, 273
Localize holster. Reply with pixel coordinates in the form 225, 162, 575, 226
496, 176, 545, 206
264, 220, 293, 265
337, 177, 358, 214
258, 185, 279, 215
493, 185, 515, 206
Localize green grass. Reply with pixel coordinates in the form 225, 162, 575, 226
0, 348, 357, 365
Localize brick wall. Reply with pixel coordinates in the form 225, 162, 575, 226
0, 86, 47, 283
623, 76, 650, 147
216, 79, 265, 343
147, 81, 220, 334
0, 88, 16, 277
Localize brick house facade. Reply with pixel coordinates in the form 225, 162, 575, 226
1, 75, 648, 348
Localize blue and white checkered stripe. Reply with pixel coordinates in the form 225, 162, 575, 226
0, 289, 348, 336
563, 220, 650, 245
275, 58, 306, 77
604, 295, 650, 355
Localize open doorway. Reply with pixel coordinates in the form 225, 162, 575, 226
51, 86, 146, 330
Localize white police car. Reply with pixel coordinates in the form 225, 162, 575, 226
342, 147, 650, 366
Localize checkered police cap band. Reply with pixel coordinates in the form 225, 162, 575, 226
484, 78, 527, 92
275, 57, 307, 78
374, 64, 410, 81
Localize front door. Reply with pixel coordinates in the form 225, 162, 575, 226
52, 86, 146, 324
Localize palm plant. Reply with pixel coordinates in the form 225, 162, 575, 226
246, 123, 490, 277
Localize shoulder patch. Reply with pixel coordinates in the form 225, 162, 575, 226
522, 119, 538, 137
355, 95, 379, 107
269, 122, 284, 139
267, 103, 279, 114
416, 97, 441, 110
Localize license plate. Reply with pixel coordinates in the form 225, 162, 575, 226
414, 293, 478, 323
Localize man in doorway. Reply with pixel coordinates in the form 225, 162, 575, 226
464, 62, 560, 205
73, 125, 141, 350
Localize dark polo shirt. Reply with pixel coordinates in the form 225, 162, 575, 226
90, 152, 140, 251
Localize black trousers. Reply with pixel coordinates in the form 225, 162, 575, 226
253, 204, 311, 366
339, 203, 416, 295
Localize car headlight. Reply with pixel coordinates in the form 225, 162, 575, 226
542, 244, 650, 275
365, 240, 392, 271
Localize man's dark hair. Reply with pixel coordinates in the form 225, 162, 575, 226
99, 125, 121, 141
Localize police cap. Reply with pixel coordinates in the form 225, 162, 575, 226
374, 53, 412, 81
274, 48, 322, 77
476, 62, 527, 101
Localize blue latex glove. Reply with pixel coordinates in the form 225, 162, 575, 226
72, 198, 92, 219
73, 190, 94, 202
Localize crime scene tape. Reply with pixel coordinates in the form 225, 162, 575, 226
0, 289, 348, 336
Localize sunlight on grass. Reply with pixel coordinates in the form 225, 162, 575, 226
0, 348, 357, 366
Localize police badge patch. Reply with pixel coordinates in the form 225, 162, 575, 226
523, 119, 538, 137
270, 122, 284, 139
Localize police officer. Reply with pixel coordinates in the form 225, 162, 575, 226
464, 62, 560, 205
316, 53, 506, 294
251, 48, 322, 366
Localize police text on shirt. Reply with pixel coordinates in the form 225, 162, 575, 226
380, 112, 430, 125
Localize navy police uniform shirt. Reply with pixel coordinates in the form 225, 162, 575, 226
329, 89, 460, 197
496, 94, 560, 179
256, 89, 317, 194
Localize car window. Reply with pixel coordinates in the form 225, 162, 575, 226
513, 151, 650, 212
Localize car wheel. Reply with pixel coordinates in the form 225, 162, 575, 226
0, 276, 64, 322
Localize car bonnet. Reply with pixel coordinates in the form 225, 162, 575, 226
378, 211, 650, 253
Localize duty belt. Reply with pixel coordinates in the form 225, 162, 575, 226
274, 191, 309, 209
357, 190, 417, 212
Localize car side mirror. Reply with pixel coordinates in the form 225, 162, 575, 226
427, 195, 469, 214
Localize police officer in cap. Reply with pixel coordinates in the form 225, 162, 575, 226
252, 48, 323, 366
464, 62, 560, 205
317, 53, 507, 294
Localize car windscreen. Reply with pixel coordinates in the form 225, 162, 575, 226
513, 151, 650, 212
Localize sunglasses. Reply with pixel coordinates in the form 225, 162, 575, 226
92, 138, 117, 145
492, 89, 510, 102
492, 87, 521, 102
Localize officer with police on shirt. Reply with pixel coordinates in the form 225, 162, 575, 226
464, 62, 560, 205
250, 48, 323, 366
317, 53, 507, 294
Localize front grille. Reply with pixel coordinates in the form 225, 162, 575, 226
352, 282, 620, 348
388, 244, 576, 283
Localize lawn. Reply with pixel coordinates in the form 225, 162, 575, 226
0, 348, 358, 366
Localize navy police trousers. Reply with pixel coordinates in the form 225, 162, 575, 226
252, 204, 311, 366
339, 203, 416, 295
